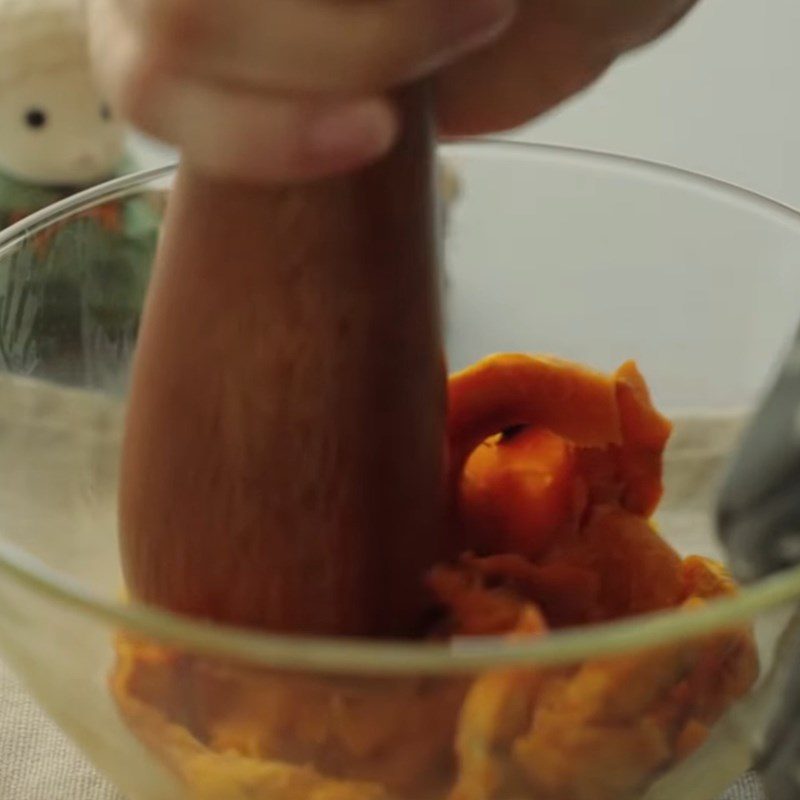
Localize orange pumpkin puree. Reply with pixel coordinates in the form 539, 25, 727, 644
111, 354, 757, 800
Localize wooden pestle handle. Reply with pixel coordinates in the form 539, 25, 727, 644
118, 85, 449, 636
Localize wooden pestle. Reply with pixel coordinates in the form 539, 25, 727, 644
118, 86, 449, 637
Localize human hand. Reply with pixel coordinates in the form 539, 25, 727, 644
86, 0, 698, 184
435, 0, 698, 135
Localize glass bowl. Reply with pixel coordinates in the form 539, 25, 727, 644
0, 142, 799, 800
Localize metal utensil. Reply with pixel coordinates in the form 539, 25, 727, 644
717, 322, 800, 799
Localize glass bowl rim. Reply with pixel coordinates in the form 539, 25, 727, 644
1, 139, 799, 676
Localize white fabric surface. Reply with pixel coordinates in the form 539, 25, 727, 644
0, 657, 122, 800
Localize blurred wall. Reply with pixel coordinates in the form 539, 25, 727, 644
509, 0, 800, 206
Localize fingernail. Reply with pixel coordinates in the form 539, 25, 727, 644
305, 101, 396, 166
442, 0, 516, 56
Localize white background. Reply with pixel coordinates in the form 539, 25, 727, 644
510, 0, 800, 207
133, 0, 800, 207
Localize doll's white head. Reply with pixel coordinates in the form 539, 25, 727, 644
0, 0, 125, 186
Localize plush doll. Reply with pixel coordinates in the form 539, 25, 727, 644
0, 0, 129, 218
0, 0, 163, 390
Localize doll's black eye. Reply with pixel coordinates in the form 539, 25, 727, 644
24, 108, 48, 129
100, 102, 112, 121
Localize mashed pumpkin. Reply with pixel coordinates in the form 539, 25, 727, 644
111, 354, 758, 800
